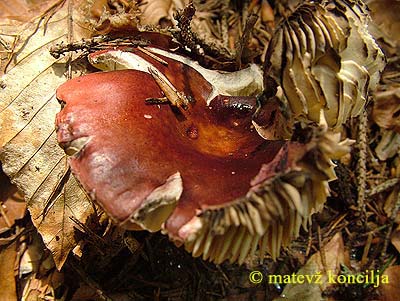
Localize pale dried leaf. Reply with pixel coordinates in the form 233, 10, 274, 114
0, 0, 94, 269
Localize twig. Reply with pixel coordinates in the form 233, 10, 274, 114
235, 13, 258, 69
305, 222, 313, 257
0, 202, 12, 228
317, 225, 327, 273
68, 258, 113, 301
360, 232, 373, 268
49, 36, 149, 58
368, 178, 399, 196
357, 109, 368, 224
173, 2, 233, 61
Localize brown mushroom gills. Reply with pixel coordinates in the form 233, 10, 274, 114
56, 69, 287, 235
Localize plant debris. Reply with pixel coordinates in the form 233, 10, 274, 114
0, 0, 400, 300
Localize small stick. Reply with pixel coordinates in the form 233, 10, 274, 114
0, 202, 12, 228
357, 109, 368, 224
138, 47, 168, 65
368, 178, 399, 196
317, 225, 327, 273
360, 232, 373, 268
147, 66, 191, 112
235, 13, 258, 69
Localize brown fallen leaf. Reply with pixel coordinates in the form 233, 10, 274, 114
378, 265, 400, 301
274, 232, 345, 301
0, 169, 25, 233
366, 0, 400, 48
19, 231, 65, 301
375, 130, 400, 161
0, 242, 18, 301
0, 0, 94, 269
139, 0, 188, 26
390, 225, 400, 254
373, 86, 400, 133
0, 0, 61, 22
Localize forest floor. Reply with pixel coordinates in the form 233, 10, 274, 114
1, 0, 400, 300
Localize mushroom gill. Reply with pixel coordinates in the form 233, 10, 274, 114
175, 121, 352, 264
263, 0, 386, 129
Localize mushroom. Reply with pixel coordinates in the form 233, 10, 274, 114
263, 0, 386, 129
54, 0, 387, 265
56, 40, 353, 264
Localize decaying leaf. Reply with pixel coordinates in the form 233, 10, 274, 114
391, 225, 400, 254
378, 265, 400, 301
373, 86, 400, 133
0, 242, 18, 301
88, 0, 140, 34
366, 0, 400, 48
264, 0, 385, 128
0, 0, 94, 269
274, 232, 345, 301
139, 0, 188, 26
375, 130, 400, 161
19, 231, 65, 301
0, 170, 25, 233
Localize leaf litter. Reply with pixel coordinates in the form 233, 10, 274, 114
0, 0, 94, 270
0, 0, 400, 300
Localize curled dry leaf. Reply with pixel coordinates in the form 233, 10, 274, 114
0, 0, 94, 269
263, 0, 385, 128
55, 40, 353, 264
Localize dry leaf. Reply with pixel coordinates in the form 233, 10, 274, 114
391, 225, 400, 254
0, 0, 94, 269
274, 232, 345, 301
0, 0, 62, 23
366, 0, 400, 48
378, 265, 400, 301
139, 0, 188, 25
373, 86, 400, 133
0, 170, 26, 233
0, 242, 18, 301
375, 130, 400, 161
